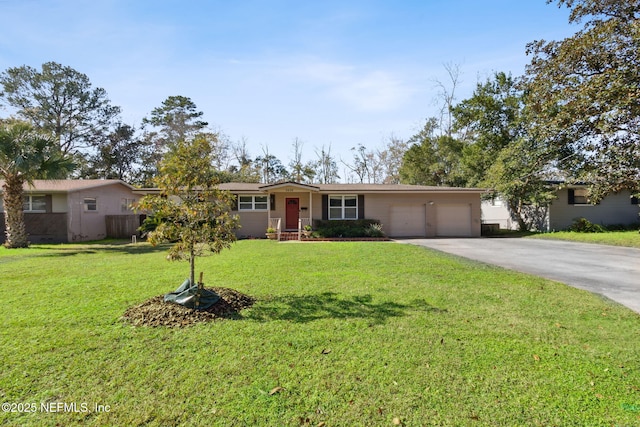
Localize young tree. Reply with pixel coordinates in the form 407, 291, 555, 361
525, 0, 640, 200
0, 119, 74, 248
0, 62, 121, 156
137, 135, 239, 288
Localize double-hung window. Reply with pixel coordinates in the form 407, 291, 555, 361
329, 195, 357, 220
238, 195, 268, 211
23, 195, 47, 212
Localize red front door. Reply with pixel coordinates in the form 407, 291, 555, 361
285, 198, 299, 230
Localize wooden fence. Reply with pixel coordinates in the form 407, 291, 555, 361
105, 215, 143, 239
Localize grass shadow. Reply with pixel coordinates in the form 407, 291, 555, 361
24, 240, 170, 258
246, 292, 447, 324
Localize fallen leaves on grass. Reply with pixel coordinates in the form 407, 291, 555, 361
122, 287, 255, 327
269, 386, 285, 395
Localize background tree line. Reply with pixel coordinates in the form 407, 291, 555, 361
0, 63, 408, 187
1, 0, 638, 232
400, 0, 639, 230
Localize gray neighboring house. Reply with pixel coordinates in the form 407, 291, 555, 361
481, 184, 639, 231
548, 185, 639, 230
221, 181, 486, 239
0, 180, 146, 243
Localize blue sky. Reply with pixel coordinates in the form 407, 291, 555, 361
0, 0, 577, 167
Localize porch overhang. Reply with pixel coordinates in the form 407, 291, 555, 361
258, 181, 320, 193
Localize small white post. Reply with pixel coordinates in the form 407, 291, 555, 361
131, 235, 137, 244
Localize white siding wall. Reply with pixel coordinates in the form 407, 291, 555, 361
481, 199, 517, 230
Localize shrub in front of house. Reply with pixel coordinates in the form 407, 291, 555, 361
603, 222, 640, 231
567, 217, 606, 233
313, 219, 385, 238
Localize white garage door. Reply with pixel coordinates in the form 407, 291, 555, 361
436, 203, 472, 237
389, 204, 426, 237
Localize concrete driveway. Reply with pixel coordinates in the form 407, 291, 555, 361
398, 238, 640, 314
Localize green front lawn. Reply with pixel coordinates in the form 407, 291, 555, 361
527, 230, 640, 248
1, 240, 639, 426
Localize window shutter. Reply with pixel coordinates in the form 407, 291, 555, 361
231, 194, 238, 211
322, 195, 328, 220
568, 189, 575, 205
270, 194, 276, 211
358, 195, 365, 219
45, 195, 52, 213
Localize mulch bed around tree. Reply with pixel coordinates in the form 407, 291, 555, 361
122, 287, 255, 327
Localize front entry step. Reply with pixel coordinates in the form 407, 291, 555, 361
279, 232, 299, 241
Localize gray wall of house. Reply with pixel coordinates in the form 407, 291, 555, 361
549, 189, 639, 230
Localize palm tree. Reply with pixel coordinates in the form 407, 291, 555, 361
0, 119, 74, 248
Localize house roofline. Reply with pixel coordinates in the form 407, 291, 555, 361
0, 179, 141, 194
219, 182, 487, 194
258, 181, 321, 192
0, 180, 488, 196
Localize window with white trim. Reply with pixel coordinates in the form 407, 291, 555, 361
23, 195, 47, 212
84, 197, 98, 212
238, 195, 268, 211
329, 195, 357, 220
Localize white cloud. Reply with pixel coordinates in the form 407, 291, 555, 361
284, 58, 417, 112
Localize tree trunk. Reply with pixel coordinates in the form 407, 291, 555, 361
2, 175, 29, 248
508, 199, 530, 232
